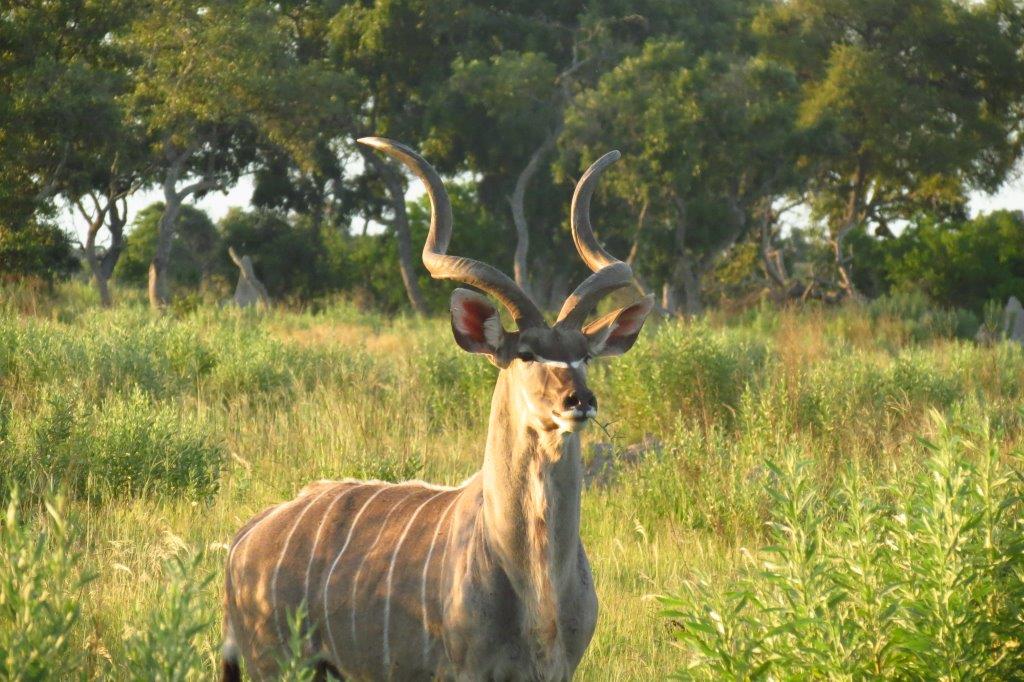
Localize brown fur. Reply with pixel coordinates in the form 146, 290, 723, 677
222, 137, 654, 680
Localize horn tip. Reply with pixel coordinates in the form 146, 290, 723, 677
356, 136, 387, 148
357, 136, 421, 163
587, 150, 621, 175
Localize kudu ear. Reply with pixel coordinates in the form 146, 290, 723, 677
582, 294, 655, 358
450, 288, 507, 356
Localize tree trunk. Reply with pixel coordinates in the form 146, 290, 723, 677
624, 201, 661, 307
546, 269, 570, 312
149, 143, 221, 310
100, 198, 127, 282
509, 129, 558, 298
760, 209, 788, 291
149, 169, 184, 310
660, 260, 702, 317
625, 200, 648, 269
93, 266, 113, 307
667, 194, 702, 317
83, 215, 112, 308
363, 151, 428, 316
78, 192, 125, 309
830, 161, 866, 301
661, 281, 677, 315
829, 225, 861, 301
677, 255, 703, 317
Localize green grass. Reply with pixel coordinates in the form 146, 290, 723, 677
1, 283, 1022, 679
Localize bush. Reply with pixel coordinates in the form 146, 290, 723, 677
119, 552, 216, 680
884, 211, 1024, 312
0, 222, 79, 283
0, 494, 92, 680
659, 414, 1024, 679
115, 203, 220, 290
603, 320, 769, 432
867, 292, 980, 342
1, 389, 224, 504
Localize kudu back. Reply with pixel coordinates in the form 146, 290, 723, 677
222, 139, 654, 681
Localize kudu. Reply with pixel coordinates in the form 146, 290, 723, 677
222, 138, 654, 681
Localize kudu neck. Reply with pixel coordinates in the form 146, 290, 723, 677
480, 370, 584, 585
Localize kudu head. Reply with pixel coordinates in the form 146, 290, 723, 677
359, 138, 654, 434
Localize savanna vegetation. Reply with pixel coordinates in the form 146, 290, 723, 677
4, 0, 1024, 678
2, 283, 1023, 679
3, 0, 1024, 316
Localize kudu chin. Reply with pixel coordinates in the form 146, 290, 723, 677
222, 139, 654, 681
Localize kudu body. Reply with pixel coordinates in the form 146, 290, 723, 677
222, 139, 653, 681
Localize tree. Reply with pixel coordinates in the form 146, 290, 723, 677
74, 187, 131, 307
122, 0, 350, 309
427, 2, 717, 306
0, 0, 135, 283
564, 39, 804, 315
249, 1, 364, 236
325, 0, 470, 315
0, 223, 78, 284
427, 4, 612, 300
217, 208, 343, 300
69, 137, 153, 307
881, 211, 1024, 312
756, 0, 1024, 298
115, 203, 219, 291
441, 50, 564, 299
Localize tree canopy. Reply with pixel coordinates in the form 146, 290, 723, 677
1, 0, 1022, 314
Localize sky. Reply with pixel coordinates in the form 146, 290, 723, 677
59, 168, 1023, 247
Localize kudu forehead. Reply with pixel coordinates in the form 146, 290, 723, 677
517, 327, 590, 362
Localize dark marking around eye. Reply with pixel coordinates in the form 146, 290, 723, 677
517, 351, 535, 362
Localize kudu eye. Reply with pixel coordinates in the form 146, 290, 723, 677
517, 351, 536, 362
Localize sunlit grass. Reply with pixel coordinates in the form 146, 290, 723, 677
1, 283, 1022, 678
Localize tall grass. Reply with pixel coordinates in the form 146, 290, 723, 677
661, 415, 1024, 679
0, 494, 92, 680
0, 286, 1022, 678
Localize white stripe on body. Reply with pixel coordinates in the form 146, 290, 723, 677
421, 493, 461, 664
229, 501, 290, 567
349, 489, 420, 652
227, 499, 300, 658
270, 486, 336, 644
323, 485, 389, 666
303, 485, 360, 609
382, 489, 450, 676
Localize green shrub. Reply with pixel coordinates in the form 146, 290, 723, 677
793, 349, 961, 436
1, 389, 224, 504
603, 320, 769, 432
119, 552, 216, 680
0, 494, 92, 680
866, 292, 980, 342
0, 311, 217, 399
660, 414, 1024, 679
885, 211, 1024, 313
275, 602, 317, 682
207, 333, 297, 397
0, 222, 79, 282
414, 333, 497, 423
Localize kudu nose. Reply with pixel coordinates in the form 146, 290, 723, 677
563, 389, 597, 413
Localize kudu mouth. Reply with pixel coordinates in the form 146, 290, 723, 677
553, 406, 597, 432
